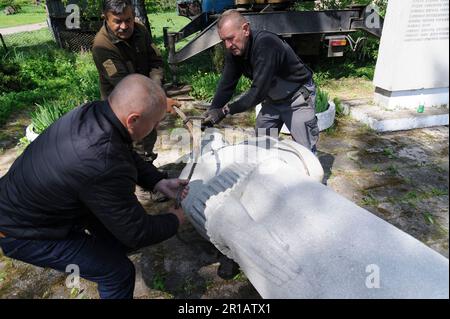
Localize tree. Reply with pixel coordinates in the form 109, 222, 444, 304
133, 0, 151, 38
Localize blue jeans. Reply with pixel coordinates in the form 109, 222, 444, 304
0, 222, 135, 299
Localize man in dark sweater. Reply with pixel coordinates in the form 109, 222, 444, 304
203, 10, 319, 152
0, 75, 188, 299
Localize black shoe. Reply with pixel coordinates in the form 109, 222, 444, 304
217, 255, 240, 280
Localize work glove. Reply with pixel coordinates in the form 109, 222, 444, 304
166, 97, 180, 114
202, 107, 227, 128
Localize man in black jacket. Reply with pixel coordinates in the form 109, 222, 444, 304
203, 10, 319, 152
0, 75, 188, 299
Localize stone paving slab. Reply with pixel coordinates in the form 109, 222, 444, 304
349, 99, 449, 132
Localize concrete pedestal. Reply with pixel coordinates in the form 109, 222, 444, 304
373, 0, 449, 110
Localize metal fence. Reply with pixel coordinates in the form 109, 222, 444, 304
47, 17, 102, 52
1, 26, 55, 55
0, 20, 99, 55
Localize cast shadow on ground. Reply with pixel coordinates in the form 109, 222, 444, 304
317, 151, 335, 185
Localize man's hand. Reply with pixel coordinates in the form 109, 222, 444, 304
154, 178, 189, 200
166, 98, 180, 114
168, 206, 185, 226
202, 107, 227, 128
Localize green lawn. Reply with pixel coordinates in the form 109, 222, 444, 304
0, 6, 189, 32
148, 12, 190, 46
0, 4, 46, 28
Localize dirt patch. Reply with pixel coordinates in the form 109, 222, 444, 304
318, 118, 449, 258
321, 78, 374, 101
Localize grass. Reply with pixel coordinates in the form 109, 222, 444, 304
423, 212, 435, 225
151, 272, 166, 291
387, 188, 449, 208
360, 192, 380, 207
319, 77, 374, 101
1, 24, 52, 47
189, 71, 252, 102
323, 123, 338, 136
387, 164, 398, 175
0, 28, 99, 129
383, 147, 396, 159
315, 88, 330, 113
31, 100, 74, 134
0, 4, 46, 28
371, 165, 382, 172
148, 12, 190, 44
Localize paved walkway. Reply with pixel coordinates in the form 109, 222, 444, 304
0, 22, 47, 35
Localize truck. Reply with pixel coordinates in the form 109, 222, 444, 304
41, 0, 384, 85
163, 0, 384, 83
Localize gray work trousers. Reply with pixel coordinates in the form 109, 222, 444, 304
256, 86, 319, 152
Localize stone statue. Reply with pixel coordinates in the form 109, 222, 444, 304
180, 131, 449, 298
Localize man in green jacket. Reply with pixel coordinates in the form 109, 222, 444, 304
92, 0, 175, 163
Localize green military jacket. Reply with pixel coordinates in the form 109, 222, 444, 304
92, 21, 163, 99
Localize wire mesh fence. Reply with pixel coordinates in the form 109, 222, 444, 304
0, 21, 101, 56
1, 26, 54, 55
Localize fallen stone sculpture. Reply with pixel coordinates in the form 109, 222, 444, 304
179, 131, 449, 298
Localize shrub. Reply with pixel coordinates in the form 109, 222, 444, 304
145, 0, 177, 13
315, 88, 329, 113
190, 72, 221, 101
0, 0, 26, 13
0, 0, 14, 9
0, 61, 36, 93
31, 98, 79, 134
0, 29, 99, 126
190, 71, 251, 102
314, 0, 387, 15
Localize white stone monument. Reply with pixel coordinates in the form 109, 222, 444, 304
374, 0, 449, 109
180, 132, 449, 298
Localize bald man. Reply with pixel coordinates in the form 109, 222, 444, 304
0, 75, 188, 299
203, 10, 319, 153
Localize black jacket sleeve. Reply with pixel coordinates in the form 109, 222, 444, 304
228, 36, 285, 114
131, 150, 165, 190
210, 53, 242, 109
79, 164, 178, 250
